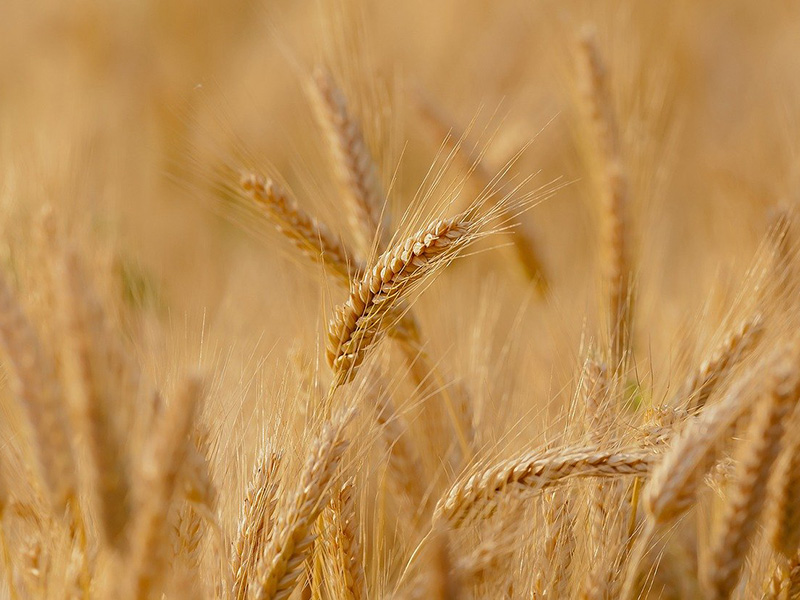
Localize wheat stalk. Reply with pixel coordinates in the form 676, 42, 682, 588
320, 480, 365, 600
413, 89, 549, 291
241, 173, 357, 284
765, 403, 800, 559
678, 313, 765, 412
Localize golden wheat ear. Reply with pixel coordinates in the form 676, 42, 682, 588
0, 269, 76, 512
436, 445, 653, 528
231, 449, 281, 600
55, 248, 133, 550
706, 352, 800, 599
310, 66, 389, 257
248, 408, 354, 600
241, 173, 357, 284
127, 376, 204, 600
574, 25, 633, 371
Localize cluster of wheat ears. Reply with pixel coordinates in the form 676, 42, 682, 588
3, 7, 800, 600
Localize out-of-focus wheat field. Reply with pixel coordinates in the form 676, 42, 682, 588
2, 1, 800, 598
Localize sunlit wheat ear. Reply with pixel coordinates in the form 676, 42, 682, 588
621, 351, 781, 600
326, 215, 470, 386
677, 312, 765, 412
232, 450, 281, 600
413, 89, 549, 292
127, 376, 203, 600
575, 25, 632, 370
0, 270, 75, 511
249, 408, 354, 600
240, 171, 426, 355
311, 66, 388, 256
320, 479, 365, 600
765, 404, 800, 559
56, 248, 131, 550
241, 173, 357, 284
435, 445, 653, 527
706, 352, 800, 599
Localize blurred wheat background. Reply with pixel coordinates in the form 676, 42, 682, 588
1, 0, 800, 598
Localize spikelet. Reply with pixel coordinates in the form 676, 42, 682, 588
575, 26, 632, 369
436, 445, 653, 527
56, 249, 132, 549
0, 270, 75, 510
249, 408, 353, 600
241, 173, 356, 284
706, 353, 800, 599
581, 356, 611, 443
232, 450, 281, 600
127, 376, 203, 600
311, 67, 388, 257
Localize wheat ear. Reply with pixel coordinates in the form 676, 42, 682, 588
56, 249, 131, 549
326, 210, 481, 386
436, 445, 653, 527
127, 376, 203, 600
374, 389, 429, 522
620, 361, 768, 600
311, 67, 388, 256
249, 408, 353, 600
321, 480, 365, 600
232, 450, 281, 600
706, 355, 800, 599
0, 270, 75, 510
678, 313, 765, 412
241, 173, 356, 284
576, 26, 632, 369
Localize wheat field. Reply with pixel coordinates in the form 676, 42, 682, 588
1, 1, 800, 598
